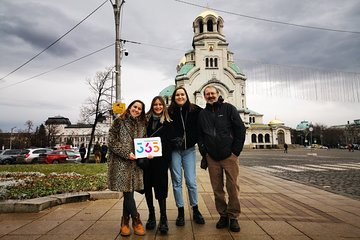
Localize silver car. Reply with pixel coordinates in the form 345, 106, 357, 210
16, 148, 53, 164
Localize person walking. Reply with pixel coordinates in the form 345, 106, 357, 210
107, 100, 149, 236
168, 86, 205, 226
93, 141, 101, 163
284, 143, 288, 153
100, 143, 108, 163
197, 85, 246, 232
144, 96, 172, 234
79, 143, 86, 163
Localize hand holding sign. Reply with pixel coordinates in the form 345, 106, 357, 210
134, 137, 162, 159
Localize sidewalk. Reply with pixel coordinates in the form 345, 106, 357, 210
1, 164, 360, 240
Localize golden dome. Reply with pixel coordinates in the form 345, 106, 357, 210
269, 119, 285, 125
178, 56, 186, 66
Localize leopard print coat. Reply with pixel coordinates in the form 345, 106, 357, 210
107, 113, 146, 192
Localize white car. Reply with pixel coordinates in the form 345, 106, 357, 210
16, 148, 53, 164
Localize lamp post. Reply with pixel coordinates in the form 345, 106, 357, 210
10, 126, 16, 149
111, 0, 125, 103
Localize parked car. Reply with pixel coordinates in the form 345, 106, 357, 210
0, 149, 23, 164
38, 149, 81, 164
16, 148, 53, 164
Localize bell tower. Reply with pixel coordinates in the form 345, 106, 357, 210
175, 10, 247, 116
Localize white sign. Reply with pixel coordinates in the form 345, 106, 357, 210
134, 137, 162, 158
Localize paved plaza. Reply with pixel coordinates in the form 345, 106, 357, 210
0, 148, 360, 239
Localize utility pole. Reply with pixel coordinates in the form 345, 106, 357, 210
10, 126, 16, 149
112, 0, 124, 103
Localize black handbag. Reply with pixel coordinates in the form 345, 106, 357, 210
136, 158, 149, 170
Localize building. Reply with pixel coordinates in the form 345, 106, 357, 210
44, 116, 109, 148
160, 10, 291, 148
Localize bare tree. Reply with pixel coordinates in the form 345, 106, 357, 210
80, 68, 113, 160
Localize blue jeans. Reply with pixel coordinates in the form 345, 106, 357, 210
170, 146, 198, 208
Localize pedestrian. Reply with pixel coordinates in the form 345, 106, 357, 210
144, 96, 172, 234
101, 143, 108, 163
168, 86, 205, 226
93, 141, 101, 163
107, 100, 150, 236
197, 85, 246, 232
284, 143, 288, 153
79, 143, 86, 163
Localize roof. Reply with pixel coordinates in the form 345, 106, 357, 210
197, 10, 219, 19
228, 62, 243, 74
159, 85, 176, 97
269, 119, 285, 125
296, 120, 310, 131
248, 109, 263, 116
45, 116, 71, 125
176, 63, 194, 77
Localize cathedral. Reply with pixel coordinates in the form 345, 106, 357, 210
160, 10, 291, 149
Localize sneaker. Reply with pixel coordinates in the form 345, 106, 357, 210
216, 216, 229, 229
229, 219, 240, 232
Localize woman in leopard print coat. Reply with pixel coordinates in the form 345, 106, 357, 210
107, 100, 147, 236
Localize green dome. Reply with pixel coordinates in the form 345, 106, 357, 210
296, 120, 310, 131
159, 85, 176, 97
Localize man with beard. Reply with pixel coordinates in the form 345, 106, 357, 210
197, 85, 246, 232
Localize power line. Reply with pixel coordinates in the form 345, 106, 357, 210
175, 0, 360, 35
0, 43, 114, 90
0, 0, 108, 82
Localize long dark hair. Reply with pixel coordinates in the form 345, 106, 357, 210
146, 96, 172, 123
120, 100, 146, 124
168, 86, 196, 114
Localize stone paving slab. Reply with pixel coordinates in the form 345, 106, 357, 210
0, 166, 360, 239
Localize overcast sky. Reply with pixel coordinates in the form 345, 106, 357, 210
1, 0, 359, 133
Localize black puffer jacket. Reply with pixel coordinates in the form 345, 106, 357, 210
168, 101, 202, 150
198, 100, 246, 161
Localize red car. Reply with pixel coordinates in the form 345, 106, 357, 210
39, 149, 81, 164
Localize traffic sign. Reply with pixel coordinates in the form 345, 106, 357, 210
112, 102, 126, 114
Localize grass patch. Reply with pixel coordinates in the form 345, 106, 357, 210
0, 164, 108, 200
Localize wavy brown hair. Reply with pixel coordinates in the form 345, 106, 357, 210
120, 100, 146, 124
168, 86, 196, 114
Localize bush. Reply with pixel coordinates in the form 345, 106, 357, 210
0, 164, 108, 200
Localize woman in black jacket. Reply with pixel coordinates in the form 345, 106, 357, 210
144, 96, 172, 234
168, 86, 205, 226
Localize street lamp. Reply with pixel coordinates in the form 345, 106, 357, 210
10, 126, 16, 149
111, 0, 125, 103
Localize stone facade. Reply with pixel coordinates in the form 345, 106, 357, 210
160, 10, 291, 148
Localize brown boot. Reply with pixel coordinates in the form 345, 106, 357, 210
132, 213, 145, 236
120, 215, 131, 236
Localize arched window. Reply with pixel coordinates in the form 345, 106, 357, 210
214, 58, 218, 67
258, 134, 264, 143
265, 134, 270, 143
207, 19, 213, 32
205, 58, 209, 68
199, 20, 203, 33
251, 134, 257, 143
210, 58, 213, 67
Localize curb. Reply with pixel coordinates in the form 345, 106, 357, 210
0, 191, 122, 213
